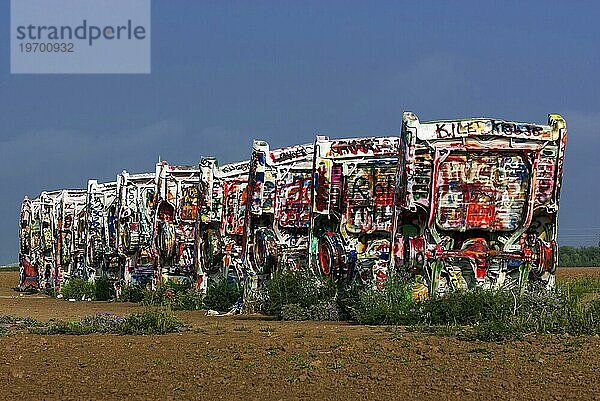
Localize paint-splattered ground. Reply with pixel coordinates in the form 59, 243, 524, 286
0, 269, 599, 400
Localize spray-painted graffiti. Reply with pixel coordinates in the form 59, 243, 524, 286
152, 162, 200, 288
421, 119, 558, 141
223, 180, 248, 236
435, 154, 529, 231
277, 172, 312, 229
40, 191, 62, 288
180, 186, 199, 221
17, 111, 567, 305
309, 136, 399, 289
198, 157, 250, 289
329, 137, 398, 158
56, 190, 88, 282
392, 112, 567, 297
85, 180, 118, 281
243, 141, 314, 311
117, 171, 156, 287
346, 165, 396, 233
18, 197, 38, 289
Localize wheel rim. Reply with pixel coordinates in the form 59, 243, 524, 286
319, 242, 331, 276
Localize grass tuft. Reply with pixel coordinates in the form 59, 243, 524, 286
350, 276, 600, 341
203, 278, 241, 312
33, 309, 182, 335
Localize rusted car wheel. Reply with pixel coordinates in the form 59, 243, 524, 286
318, 232, 345, 283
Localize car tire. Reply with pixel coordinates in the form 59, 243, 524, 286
253, 228, 278, 275
318, 232, 345, 283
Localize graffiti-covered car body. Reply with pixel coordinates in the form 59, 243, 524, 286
392, 112, 567, 297
309, 136, 400, 289
152, 162, 200, 288
18, 196, 40, 289
116, 171, 156, 286
36, 191, 62, 289
55, 189, 88, 282
85, 180, 119, 281
243, 141, 314, 302
198, 157, 250, 288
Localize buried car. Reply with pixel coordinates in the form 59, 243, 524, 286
243, 141, 314, 305
391, 112, 567, 297
37, 190, 63, 289
85, 180, 119, 281
116, 170, 156, 287
18, 196, 40, 290
309, 136, 400, 289
152, 161, 201, 288
198, 157, 250, 289
55, 189, 88, 282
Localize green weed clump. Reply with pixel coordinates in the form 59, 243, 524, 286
42, 287, 57, 297
351, 276, 600, 341
141, 282, 205, 311
39, 310, 182, 335
203, 278, 242, 312
173, 289, 206, 311
60, 278, 96, 300
266, 268, 339, 320
58, 277, 117, 301
117, 309, 183, 335
118, 283, 146, 303
351, 278, 416, 325
558, 277, 600, 300
281, 300, 341, 321
93, 276, 115, 301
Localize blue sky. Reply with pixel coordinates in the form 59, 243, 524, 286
1, 0, 599, 263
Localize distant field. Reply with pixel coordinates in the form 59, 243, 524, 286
557, 266, 600, 280
0, 265, 18, 272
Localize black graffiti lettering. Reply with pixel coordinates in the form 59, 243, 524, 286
199, 158, 214, 167
221, 162, 250, 174
271, 147, 308, 163
435, 123, 451, 138
351, 177, 371, 201
491, 120, 502, 135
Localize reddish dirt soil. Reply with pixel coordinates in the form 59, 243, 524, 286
1, 269, 599, 400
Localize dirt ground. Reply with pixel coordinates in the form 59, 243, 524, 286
556, 266, 600, 280
1, 269, 600, 400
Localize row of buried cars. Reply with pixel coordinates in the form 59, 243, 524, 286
17, 112, 568, 304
